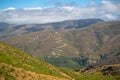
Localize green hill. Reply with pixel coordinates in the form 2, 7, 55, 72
0, 42, 73, 80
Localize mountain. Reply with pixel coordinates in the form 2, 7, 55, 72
0, 22, 9, 28
0, 41, 120, 80
3, 21, 120, 69
0, 18, 103, 39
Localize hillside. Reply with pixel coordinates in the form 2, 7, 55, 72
3, 21, 120, 69
0, 41, 120, 80
0, 18, 103, 39
0, 42, 73, 80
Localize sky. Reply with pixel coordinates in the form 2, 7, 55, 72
0, 0, 101, 9
0, 0, 120, 24
0, 0, 119, 10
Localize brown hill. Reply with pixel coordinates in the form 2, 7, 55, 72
3, 21, 120, 69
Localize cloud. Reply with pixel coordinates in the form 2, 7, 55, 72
3, 7, 16, 11
62, 6, 75, 11
101, 1, 118, 12
0, 1, 120, 24
23, 7, 42, 10
104, 14, 117, 20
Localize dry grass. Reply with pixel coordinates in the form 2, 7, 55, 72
0, 63, 71, 80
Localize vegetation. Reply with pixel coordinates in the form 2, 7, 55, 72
0, 42, 71, 80
43, 56, 80, 69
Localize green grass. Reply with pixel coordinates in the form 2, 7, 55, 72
0, 42, 68, 78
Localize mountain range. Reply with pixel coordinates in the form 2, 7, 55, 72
2, 20, 120, 69
0, 18, 103, 39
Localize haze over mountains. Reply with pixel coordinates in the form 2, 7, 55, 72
0, 18, 103, 39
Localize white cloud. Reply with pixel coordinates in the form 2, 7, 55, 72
104, 14, 117, 20
23, 7, 42, 10
0, 1, 120, 24
101, 1, 118, 12
3, 7, 16, 11
62, 6, 75, 11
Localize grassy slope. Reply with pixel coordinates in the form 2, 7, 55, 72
0, 63, 71, 80
0, 42, 72, 80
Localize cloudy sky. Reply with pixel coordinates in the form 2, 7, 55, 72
0, 0, 120, 24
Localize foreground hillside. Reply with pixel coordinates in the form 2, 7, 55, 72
0, 42, 73, 80
0, 42, 120, 80
0, 63, 70, 80
3, 21, 120, 69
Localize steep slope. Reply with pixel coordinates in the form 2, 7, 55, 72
3, 21, 120, 69
0, 42, 73, 80
0, 63, 71, 80
0, 18, 103, 39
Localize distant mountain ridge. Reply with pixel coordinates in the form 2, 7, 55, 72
3, 21, 120, 69
0, 18, 103, 39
